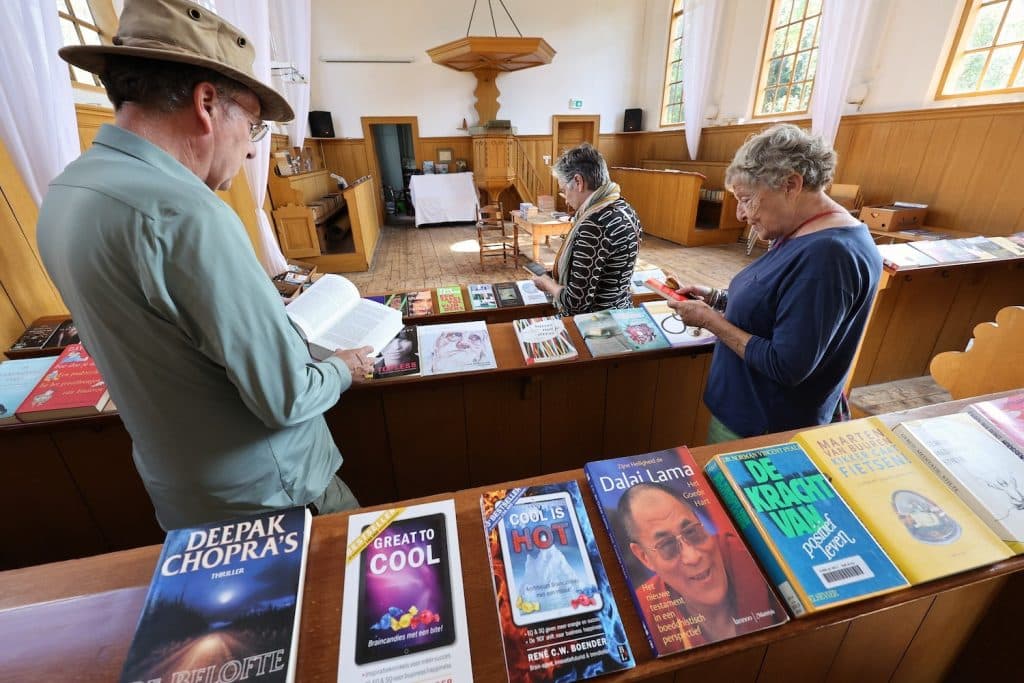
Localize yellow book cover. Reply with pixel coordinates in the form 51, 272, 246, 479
793, 417, 1012, 584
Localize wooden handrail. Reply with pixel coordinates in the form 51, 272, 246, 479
512, 137, 541, 205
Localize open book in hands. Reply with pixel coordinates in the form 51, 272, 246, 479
285, 274, 403, 360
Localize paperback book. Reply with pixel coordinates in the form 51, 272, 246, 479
0, 356, 56, 425
513, 317, 578, 364
436, 285, 467, 313
385, 293, 409, 316
494, 282, 525, 308
5, 317, 75, 359
15, 343, 109, 422
372, 326, 420, 379
468, 283, 498, 310
640, 301, 717, 348
628, 269, 666, 294
705, 443, 908, 617
407, 290, 436, 317
584, 447, 787, 656
894, 413, 1024, 553
286, 274, 403, 358
338, 500, 472, 682
948, 238, 996, 260
960, 236, 1019, 260
516, 279, 551, 305
480, 481, 634, 680
573, 308, 670, 357
875, 243, 938, 270
990, 236, 1024, 256
119, 507, 312, 683
417, 321, 497, 376
793, 418, 1012, 584
966, 392, 1024, 458
908, 239, 978, 264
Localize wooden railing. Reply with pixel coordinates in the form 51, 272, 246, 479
512, 137, 541, 205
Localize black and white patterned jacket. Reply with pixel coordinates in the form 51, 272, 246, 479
556, 198, 642, 316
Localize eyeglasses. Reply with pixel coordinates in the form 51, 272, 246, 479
226, 94, 269, 142
640, 523, 710, 561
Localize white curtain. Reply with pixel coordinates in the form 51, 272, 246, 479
811, 0, 872, 145
0, 1, 80, 207
681, 0, 724, 161
211, 0, 288, 276
270, 0, 312, 147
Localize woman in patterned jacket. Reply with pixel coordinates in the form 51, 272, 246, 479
533, 143, 643, 315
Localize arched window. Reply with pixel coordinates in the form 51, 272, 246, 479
938, 0, 1024, 97
753, 0, 823, 117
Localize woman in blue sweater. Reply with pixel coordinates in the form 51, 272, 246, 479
669, 124, 881, 442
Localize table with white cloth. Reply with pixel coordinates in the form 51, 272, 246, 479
408, 172, 480, 227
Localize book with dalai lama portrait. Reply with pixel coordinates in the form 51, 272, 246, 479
584, 447, 787, 657
119, 507, 312, 683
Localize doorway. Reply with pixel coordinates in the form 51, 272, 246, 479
551, 115, 600, 211
361, 116, 423, 227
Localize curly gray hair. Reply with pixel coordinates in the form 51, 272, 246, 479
551, 143, 609, 191
725, 123, 836, 192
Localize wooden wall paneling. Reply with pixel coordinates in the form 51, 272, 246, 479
74, 104, 113, 151
0, 431, 106, 569
382, 384, 469, 499
886, 118, 938, 207
848, 279, 899, 388
538, 366, 608, 473
602, 358, 661, 457
597, 133, 636, 169
866, 269, 964, 384
464, 377, 542, 488
672, 643, 766, 682
320, 139, 371, 185
757, 622, 848, 682
325, 391, 396, 506
966, 262, 1024, 331
955, 114, 1024, 231
53, 424, 163, 551
944, 572, 1024, 681
824, 597, 931, 683
931, 115, 995, 230
907, 118, 965, 223
890, 575, 1008, 683
420, 137, 474, 170
649, 353, 710, 451
987, 123, 1024, 232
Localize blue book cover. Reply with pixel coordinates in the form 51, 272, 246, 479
481, 481, 634, 681
705, 443, 909, 617
0, 356, 56, 424
584, 448, 786, 657
119, 507, 311, 683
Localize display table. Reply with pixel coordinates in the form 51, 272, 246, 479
409, 171, 479, 226
0, 393, 1020, 681
513, 211, 571, 263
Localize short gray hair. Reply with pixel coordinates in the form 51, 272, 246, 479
552, 143, 609, 191
725, 123, 836, 192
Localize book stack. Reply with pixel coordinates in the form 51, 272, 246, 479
5, 317, 78, 359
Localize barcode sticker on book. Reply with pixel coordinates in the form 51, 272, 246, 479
813, 556, 874, 588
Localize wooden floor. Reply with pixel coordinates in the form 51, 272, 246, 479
342, 222, 760, 295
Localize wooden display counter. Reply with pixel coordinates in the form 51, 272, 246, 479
0, 317, 713, 570
609, 167, 711, 246
1, 394, 1020, 681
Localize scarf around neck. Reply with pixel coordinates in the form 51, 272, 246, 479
553, 180, 621, 283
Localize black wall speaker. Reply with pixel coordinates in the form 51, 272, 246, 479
623, 108, 643, 132
308, 110, 335, 138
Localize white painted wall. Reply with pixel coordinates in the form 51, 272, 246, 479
309, 0, 650, 137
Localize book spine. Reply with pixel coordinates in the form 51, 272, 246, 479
583, 466, 660, 657
705, 460, 805, 617
967, 408, 1024, 459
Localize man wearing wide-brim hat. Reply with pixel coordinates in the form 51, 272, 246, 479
37, 0, 370, 531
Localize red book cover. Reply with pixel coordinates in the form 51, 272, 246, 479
15, 343, 109, 422
967, 392, 1024, 458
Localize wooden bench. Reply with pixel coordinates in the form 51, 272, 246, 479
608, 166, 706, 246
267, 168, 346, 258
637, 160, 746, 247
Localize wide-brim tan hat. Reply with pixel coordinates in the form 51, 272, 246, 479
59, 0, 293, 122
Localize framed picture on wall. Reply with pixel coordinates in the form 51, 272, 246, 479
437, 148, 454, 163
437, 163, 449, 174
454, 159, 468, 172
423, 160, 435, 174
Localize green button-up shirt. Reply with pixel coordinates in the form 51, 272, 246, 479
37, 124, 350, 530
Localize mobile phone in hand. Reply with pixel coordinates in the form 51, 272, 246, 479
523, 261, 548, 277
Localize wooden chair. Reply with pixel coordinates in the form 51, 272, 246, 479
930, 306, 1024, 399
477, 201, 512, 264
828, 183, 864, 217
